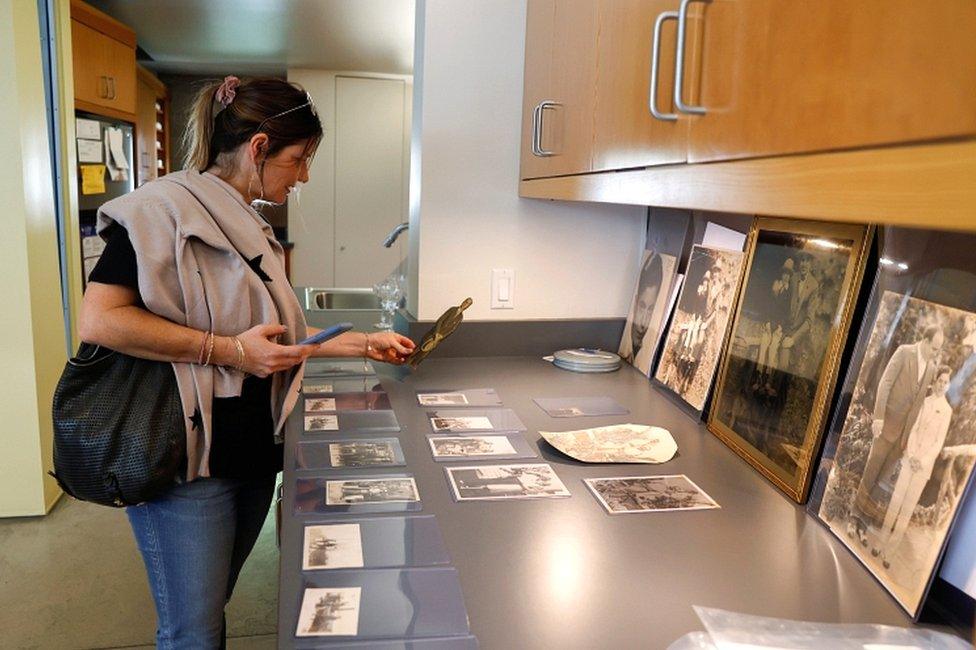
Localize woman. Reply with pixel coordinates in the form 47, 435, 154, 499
78, 76, 414, 648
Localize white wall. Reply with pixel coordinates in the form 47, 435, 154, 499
408, 0, 646, 321
287, 69, 412, 288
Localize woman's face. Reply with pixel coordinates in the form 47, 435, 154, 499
255, 140, 313, 204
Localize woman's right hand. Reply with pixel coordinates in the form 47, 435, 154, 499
234, 324, 313, 377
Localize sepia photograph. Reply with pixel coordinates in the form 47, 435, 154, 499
656, 245, 744, 412
417, 392, 470, 406
430, 415, 494, 432
709, 219, 870, 502
585, 475, 719, 514
541, 424, 677, 464
295, 587, 361, 637
429, 435, 518, 458
303, 382, 334, 394
325, 477, 420, 505
305, 415, 339, 432
302, 523, 364, 570
329, 441, 398, 468
618, 249, 679, 376
305, 397, 337, 413
446, 464, 570, 501
815, 291, 976, 616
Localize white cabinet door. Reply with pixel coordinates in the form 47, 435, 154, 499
334, 76, 407, 287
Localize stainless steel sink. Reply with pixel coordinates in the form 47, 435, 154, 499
303, 287, 381, 311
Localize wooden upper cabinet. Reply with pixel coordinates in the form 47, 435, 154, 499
71, 0, 137, 117
684, 0, 976, 163
591, 0, 688, 172
520, 0, 599, 180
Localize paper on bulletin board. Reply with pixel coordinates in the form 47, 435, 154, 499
80, 164, 106, 195
77, 138, 102, 163
105, 128, 129, 181
75, 117, 101, 140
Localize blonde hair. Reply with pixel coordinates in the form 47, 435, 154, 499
182, 77, 322, 172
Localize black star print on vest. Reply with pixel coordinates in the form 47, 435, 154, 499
189, 407, 203, 431
246, 254, 273, 282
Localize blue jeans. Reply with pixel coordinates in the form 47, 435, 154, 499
127, 475, 276, 649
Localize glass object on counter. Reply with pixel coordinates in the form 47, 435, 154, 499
372, 275, 404, 331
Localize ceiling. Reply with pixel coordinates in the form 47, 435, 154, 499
86, 0, 415, 76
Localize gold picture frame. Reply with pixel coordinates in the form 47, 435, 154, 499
708, 217, 872, 502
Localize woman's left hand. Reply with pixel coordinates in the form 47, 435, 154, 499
367, 332, 415, 365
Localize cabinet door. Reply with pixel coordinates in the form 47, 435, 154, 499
102, 34, 137, 115
520, 0, 555, 180
685, 0, 976, 163
592, 0, 687, 171
71, 19, 111, 107
520, 0, 599, 179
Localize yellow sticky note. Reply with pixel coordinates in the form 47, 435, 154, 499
81, 164, 106, 195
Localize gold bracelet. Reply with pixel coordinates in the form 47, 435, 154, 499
197, 330, 209, 365
232, 336, 246, 371
363, 333, 372, 360
203, 332, 215, 366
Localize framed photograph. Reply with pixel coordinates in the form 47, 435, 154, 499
302, 523, 364, 570
295, 587, 361, 637
655, 245, 744, 413
807, 226, 976, 619
445, 463, 570, 501
305, 397, 337, 413
584, 475, 719, 514
418, 392, 470, 406
708, 217, 872, 502
329, 441, 399, 468
305, 415, 339, 432
429, 435, 518, 458
325, 478, 420, 505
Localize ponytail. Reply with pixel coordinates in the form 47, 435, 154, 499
181, 77, 322, 173
182, 81, 221, 172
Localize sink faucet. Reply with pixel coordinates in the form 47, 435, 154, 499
383, 222, 409, 248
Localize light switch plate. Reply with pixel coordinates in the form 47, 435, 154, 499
490, 269, 515, 309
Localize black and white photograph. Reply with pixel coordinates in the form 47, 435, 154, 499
305, 415, 339, 432
295, 587, 361, 637
302, 523, 364, 570
430, 415, 493, 432
417, 391, 470, 406
445, 464, 570, 501
584, 475, 720, 514
618, 249, 678, 376
655, 245, 744, 412
709, 219, 870, 501
325, 478, 420, 505
429, 436, 518, 458
329, 441, 398, 467
815, 291, 976, 616
540, 424, 677, 464
305, 397, 337, 413
303, 382, 334, 395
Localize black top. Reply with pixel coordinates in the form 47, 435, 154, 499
88, 224, 283, 479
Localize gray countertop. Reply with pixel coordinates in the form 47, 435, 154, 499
279, 356, 932, 649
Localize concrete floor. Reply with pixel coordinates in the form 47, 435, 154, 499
0, 493, 279, 649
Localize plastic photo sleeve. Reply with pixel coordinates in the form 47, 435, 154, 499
294, 474, 422, 515
295, 439, 406, 470
305, 410, 401, 434
300, 515, 451, 571
306, 358, 376, 378
415, 387, 503, 407
426, 434, 538, 462
304, 392, 393, 413
292, 637, 479, 650
293, 568, 470, 643
426, 408, 526, 434
444, 463, 571, 501
532, 396, 629, 417
303, 377, 386, 395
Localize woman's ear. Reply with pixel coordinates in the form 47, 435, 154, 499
248, 133, 270, 164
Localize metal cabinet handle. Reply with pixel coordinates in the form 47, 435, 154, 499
530, 102, 543, 156
98, 75, 108, 98
108, 76, 116, 100
674, 0, 707, 115
650, 11, 679, 121
536, 100, 559, 156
